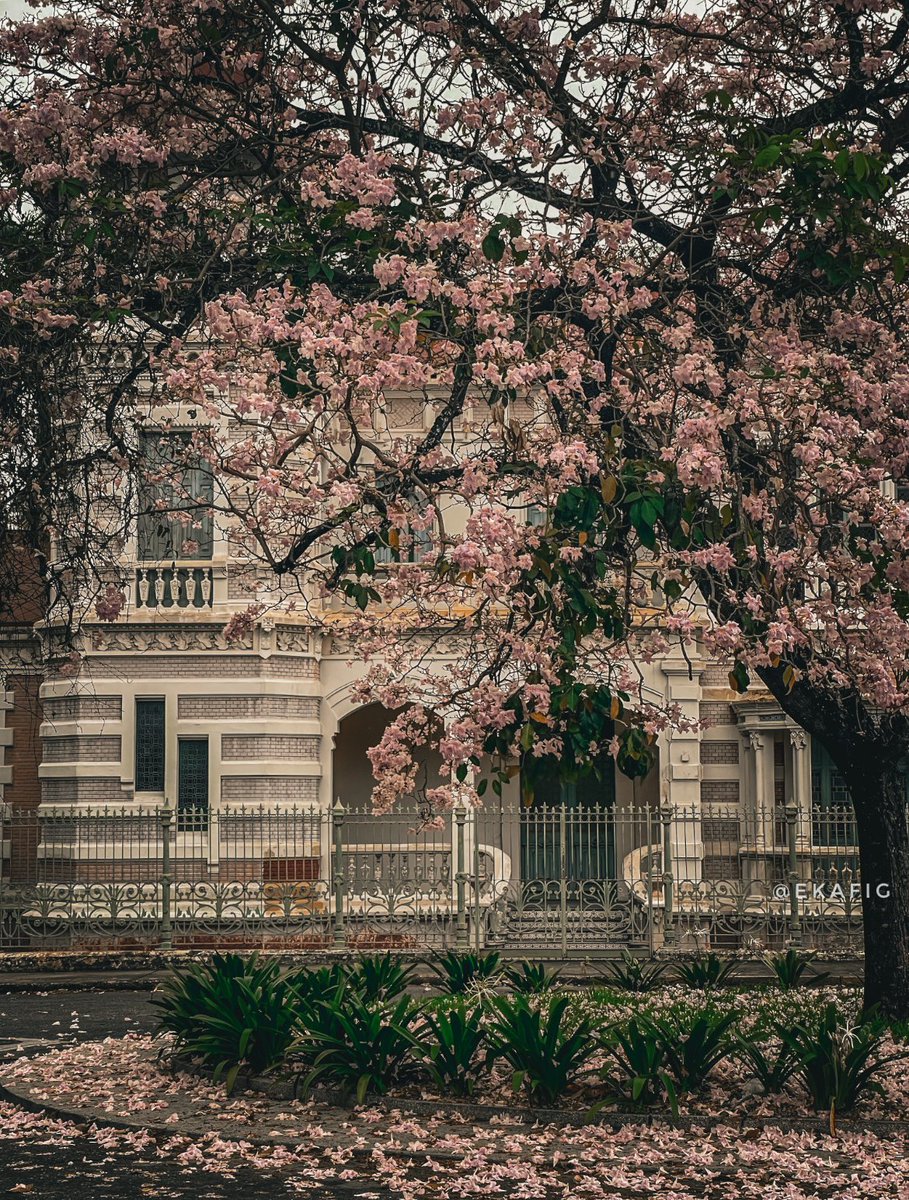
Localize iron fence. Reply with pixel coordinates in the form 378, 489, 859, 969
0, 799, 863, 954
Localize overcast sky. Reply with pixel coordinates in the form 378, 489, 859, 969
1, 1, 36, 18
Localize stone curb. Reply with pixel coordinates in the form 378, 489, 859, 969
2, 1058, 907, 1162
0, 970, 163, 993
0, 948, 866, 993
172, 1055, 909, 1141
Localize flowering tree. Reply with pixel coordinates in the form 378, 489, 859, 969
4, 0, 909, 1013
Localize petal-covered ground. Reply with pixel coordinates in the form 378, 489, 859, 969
2, 1035, 908, 1198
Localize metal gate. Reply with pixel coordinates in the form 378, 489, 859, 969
481, 801, 655, 955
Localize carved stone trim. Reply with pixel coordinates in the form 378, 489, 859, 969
274, 627, 312, 654
90, 626, 254, 654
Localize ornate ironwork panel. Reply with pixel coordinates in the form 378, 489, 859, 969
0, 800, 867, 954
135, 699, 165, 792
178, 738, 209, 827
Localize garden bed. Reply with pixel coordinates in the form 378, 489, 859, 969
2, 1034, 908, 1199
148, 951, 909, 1130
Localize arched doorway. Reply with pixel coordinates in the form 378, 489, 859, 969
329, 703, 453, 945
331, 702, 444, 810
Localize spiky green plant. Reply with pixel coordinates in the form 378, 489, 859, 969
429, 950, 502, 994
421, 1006, 488, 1096
596, 951, 671, 993
152, 953, 300, 1092
777, 1004, 906, 1128
673, 953, 739, 990
485, 995, 593, 1105
347, 953, 417, 1002
735, 1037, 800, 1094
298, 993, 427, 1103
762, 948, 829, 991
503, 961, 561, 995
596, 1017, 678, 1114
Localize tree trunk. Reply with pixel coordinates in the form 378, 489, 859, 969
846, 763, 909, 1020
752, 666, 909, 1020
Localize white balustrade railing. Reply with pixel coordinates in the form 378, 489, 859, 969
135, 565, 214, 609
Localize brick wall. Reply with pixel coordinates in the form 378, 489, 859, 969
82, 656, 320, 679
701, 740, 739, 765
42, 735, 122, 763
701, 780, 740, 805
227, 572, 258, 600
700, 701, 736, 727
221, 735, 321, 761
41, 778, 131, 804
701, 665, 732, 688
4, 675, 43, 811
43, 696, 122, 722
221, 777, 320, 804
178, 695, 319, 720
702, 855, 742, 881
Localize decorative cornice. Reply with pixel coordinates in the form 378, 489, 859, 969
90, 625, 254, 654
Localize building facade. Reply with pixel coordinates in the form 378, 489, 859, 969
0, 400, 864, 953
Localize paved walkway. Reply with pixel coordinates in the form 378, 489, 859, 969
0, 986, 906, 1198
1, 1027, 908, 1197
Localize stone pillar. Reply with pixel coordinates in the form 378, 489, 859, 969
662, 662, 704, 891
743, 730, 776, 881
789, 728, 813, 880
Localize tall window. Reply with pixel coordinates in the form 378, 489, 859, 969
178, 737, 209, 826
137, 431, 214, 561
135, 698, 165, 792
373, 495, 433, 564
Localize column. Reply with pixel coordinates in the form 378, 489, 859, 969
743, 730, 776, 881
789, 728, 813, 881
662, 662, 704, 892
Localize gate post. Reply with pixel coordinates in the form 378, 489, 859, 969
331, 799, 347, 950
559, 803, 568, 957
785, 800, 803, 946
645, 805, 655, 956
660, 803, 675, 948
454, 804, 469, 950
159, 804, 173, 953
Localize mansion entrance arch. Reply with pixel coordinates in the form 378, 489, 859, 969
331, 702, 445, 811
329, 700, 663, 950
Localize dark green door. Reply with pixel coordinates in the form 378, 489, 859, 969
178, 737, 209, 827
520, 757, 616, 882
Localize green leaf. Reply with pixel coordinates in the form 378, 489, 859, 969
754, 143, 783, 171
481, 233, 506, 262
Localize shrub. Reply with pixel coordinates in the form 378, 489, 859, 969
735, 1037, 799, 1094
596, 1018, 678, 1113
596, 951, 671, 993
777, 1004, 905, 1125
298, 993, 426, 1103
286, 963, 349, 1007
674, 953, 738, 990
485, 995, 593, 1106
763, 948, 829, 991
347, 953, 417, 1003
655, 1009, 739, 1092
504, 961, 561, 995
597, 1008, 736, 1107
429, 950, 502, 994
421, 1006, 488, 1096
153, 953, 300, 1092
